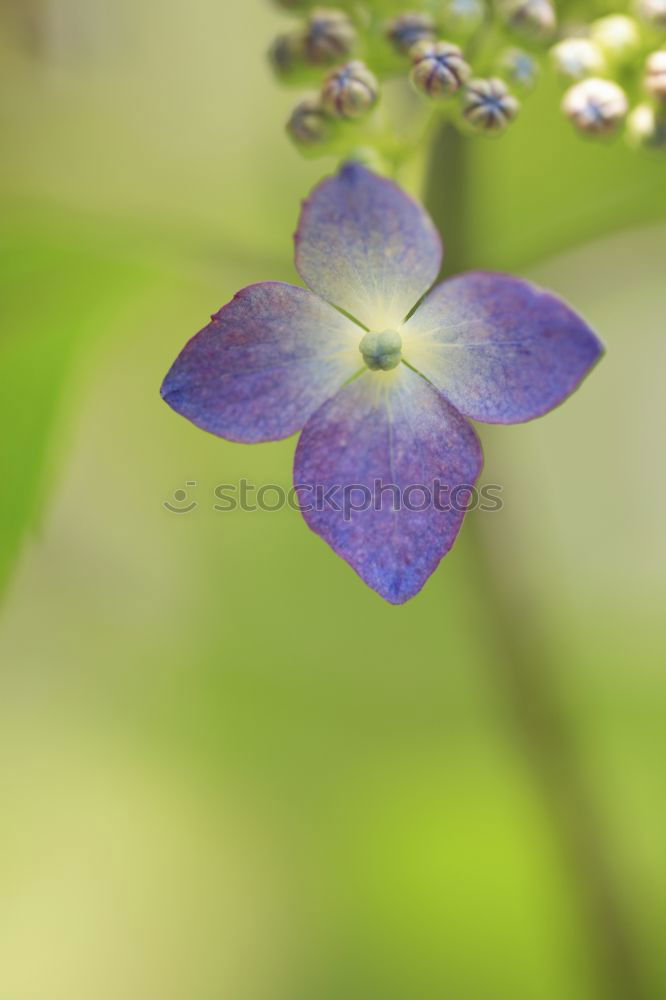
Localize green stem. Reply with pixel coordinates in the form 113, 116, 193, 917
425, 123, 471, 277
424, 123, 648, 1000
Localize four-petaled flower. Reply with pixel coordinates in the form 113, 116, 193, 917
161, 165, 603, 604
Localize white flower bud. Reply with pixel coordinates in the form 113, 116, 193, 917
551, 38, 606, 80
385, 12, 436, 55
501, 49, 539, 91
303, 8, 356, 66
269, 31, 304, 76
504, 0, 556, 39
462, 78, 520, 132
627, 103, 666, 149
287, 98, 335, 146
590, 16, 640, 64
441, 0, 485, 35
645, 51, 666, 102
410, 40, 471, 98
321, 61, 379, 119
635, 0, 666, 29
562, 78, 628, 136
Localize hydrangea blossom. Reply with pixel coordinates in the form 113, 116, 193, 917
161, 165, 602, 604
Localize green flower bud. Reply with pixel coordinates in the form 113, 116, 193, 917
550, 38, 606, 80
591, 16, 641, 65
359, 330, 403, 371
321, 61, 379, 119
504, 0, 556, 40
627, 102, 666, 148
462, 78, 520, 132
636, 0, 666, 29
269, 31, 305, 77
287, 98, 335, 146
303, 8, 356, 66
385, 12, 436, 55
645, 51, 666, 101
500, 48, 539, 91
562, 78, 628, 136
410, 40, 471, 98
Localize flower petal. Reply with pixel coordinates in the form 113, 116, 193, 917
403, 271, 604, 423
161, 282, 361, 443
295, 163, 443, 331
294, 365, 482, 604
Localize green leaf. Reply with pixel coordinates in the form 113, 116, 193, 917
0, 205, 150, 602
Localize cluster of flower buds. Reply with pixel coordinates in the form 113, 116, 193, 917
552, 14, 666, 148
270, 1, 666, 156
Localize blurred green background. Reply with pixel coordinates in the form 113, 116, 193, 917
1, 1, 665, 998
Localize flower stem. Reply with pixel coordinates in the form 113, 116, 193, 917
424, 123, 472, 278
424, 123, 648, 1000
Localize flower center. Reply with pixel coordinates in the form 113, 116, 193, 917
359, 329, 403, 371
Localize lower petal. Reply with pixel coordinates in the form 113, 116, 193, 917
294, 365, 483, 604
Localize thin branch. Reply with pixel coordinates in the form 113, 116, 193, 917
425, 122, 648, 1000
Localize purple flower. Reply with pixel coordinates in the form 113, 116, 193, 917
161, 165, 603, 604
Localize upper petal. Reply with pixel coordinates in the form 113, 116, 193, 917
402, 271, 604, 424
161, 282, 361, 443
295, 163, 443, 331
294, 365, 482, 604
